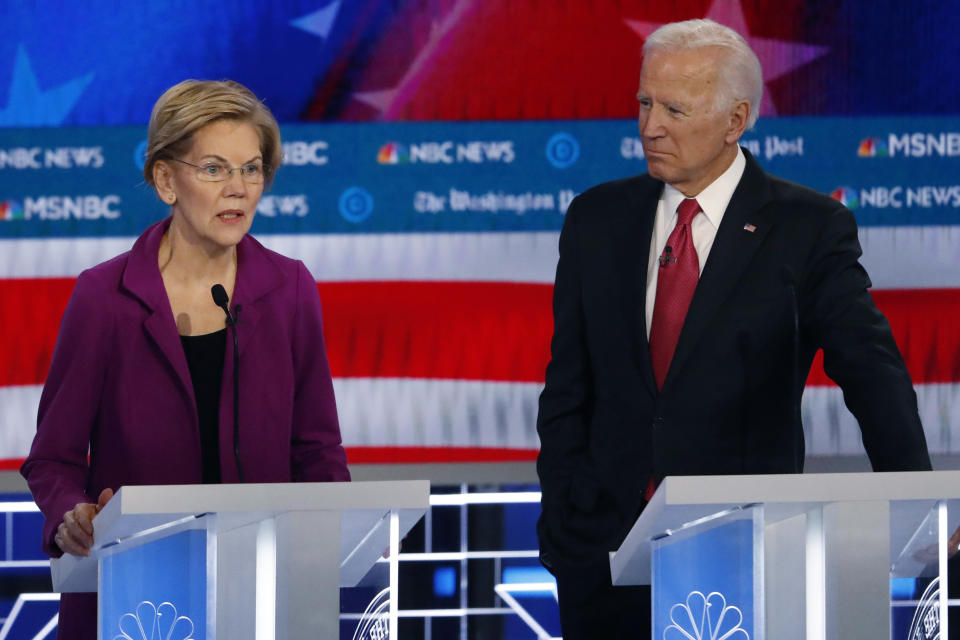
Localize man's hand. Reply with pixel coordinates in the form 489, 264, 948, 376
54, 488, 114, 557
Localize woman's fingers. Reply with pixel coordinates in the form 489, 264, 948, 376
59, 503, 98, 555
95, 488, 114, 513
55, 520, 90, 557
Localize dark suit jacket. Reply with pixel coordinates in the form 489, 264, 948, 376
536, 149, 931, 570
21, 217, 350, 639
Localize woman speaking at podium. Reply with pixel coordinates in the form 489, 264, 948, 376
21, 79, 350, 639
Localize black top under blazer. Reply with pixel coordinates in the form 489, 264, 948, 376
536, 149, 932, 570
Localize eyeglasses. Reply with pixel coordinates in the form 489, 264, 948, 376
170, 158, 266, 184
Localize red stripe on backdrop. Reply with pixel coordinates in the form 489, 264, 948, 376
319, 281, 553, 382
347, 446, 539, 464
0, 458, 24, 471
0, 448, 540, 470
0, 278, 75, 386
805, 289, 960, 386
0, 278, 555, 385
2, 278, 959, 387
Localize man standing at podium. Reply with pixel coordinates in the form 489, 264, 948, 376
535, 18, 931, 639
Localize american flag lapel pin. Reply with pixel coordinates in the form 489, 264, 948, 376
743, 223, 757, 233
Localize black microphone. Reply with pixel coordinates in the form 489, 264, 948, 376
211, 284, 234, 326
780, 266, 801, 445
211, 284, 245, 482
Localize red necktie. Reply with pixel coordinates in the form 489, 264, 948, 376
649, 198, 702, 390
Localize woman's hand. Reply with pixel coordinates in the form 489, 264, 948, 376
54, 488, 114, 557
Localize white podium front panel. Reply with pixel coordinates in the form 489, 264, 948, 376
611, 471, 958, 640
48, 481, 428, 640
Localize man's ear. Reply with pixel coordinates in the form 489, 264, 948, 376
153, 161, 177, 205
725, 100, 750, 144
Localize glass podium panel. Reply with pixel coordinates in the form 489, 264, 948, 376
651, 505, 763, 640
99, 514, 213, 640
890, 499, 960, 640
891, 502, 939, 639
340, 558, 390, 639
339, 509, 399, 640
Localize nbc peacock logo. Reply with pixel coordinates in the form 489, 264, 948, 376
858, 137, 889, 157
115, 601, 195, 640
663, 591, 749, 640
377, 142, 408, 165
0, 200, 24, 220
830, 187, 859, 209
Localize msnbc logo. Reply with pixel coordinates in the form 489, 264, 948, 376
377, 142, 408, 164
830, 187, 859, 209
0, 200, 24, 220
857, 137, 888, 157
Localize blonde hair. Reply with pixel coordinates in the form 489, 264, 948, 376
143, 79, 282, 188
643, 19, 763, 128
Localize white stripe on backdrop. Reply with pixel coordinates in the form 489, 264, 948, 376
1, 225, 959, 287
3, 381, 959, 461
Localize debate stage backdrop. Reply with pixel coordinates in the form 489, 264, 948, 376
1, 0, 958, 470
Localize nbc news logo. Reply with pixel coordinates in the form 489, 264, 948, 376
377, 142, 408, 165
830, 187, 859, 209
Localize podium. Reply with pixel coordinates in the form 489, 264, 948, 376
50, 481, 429, 640
610, 471, 958, 640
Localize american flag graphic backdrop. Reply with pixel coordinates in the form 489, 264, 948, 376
1, 1, 959, 468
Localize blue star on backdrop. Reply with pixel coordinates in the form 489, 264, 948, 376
0, 1, 347, 127
291, 0, 342, 39
0, 45, 93, 127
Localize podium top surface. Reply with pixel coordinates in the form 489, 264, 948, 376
90, 480, 429, 542
651, 470, 950, 506
87, 480, 430, 544
52, 480, 429, 593
611, 470, 951, 586
107, 480, 430, 514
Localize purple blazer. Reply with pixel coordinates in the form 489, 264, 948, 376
21, 218, 350, 639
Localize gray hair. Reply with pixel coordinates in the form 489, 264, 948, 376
643, 19, 763, 128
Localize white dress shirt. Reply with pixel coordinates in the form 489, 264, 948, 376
645, 145, 747, 337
